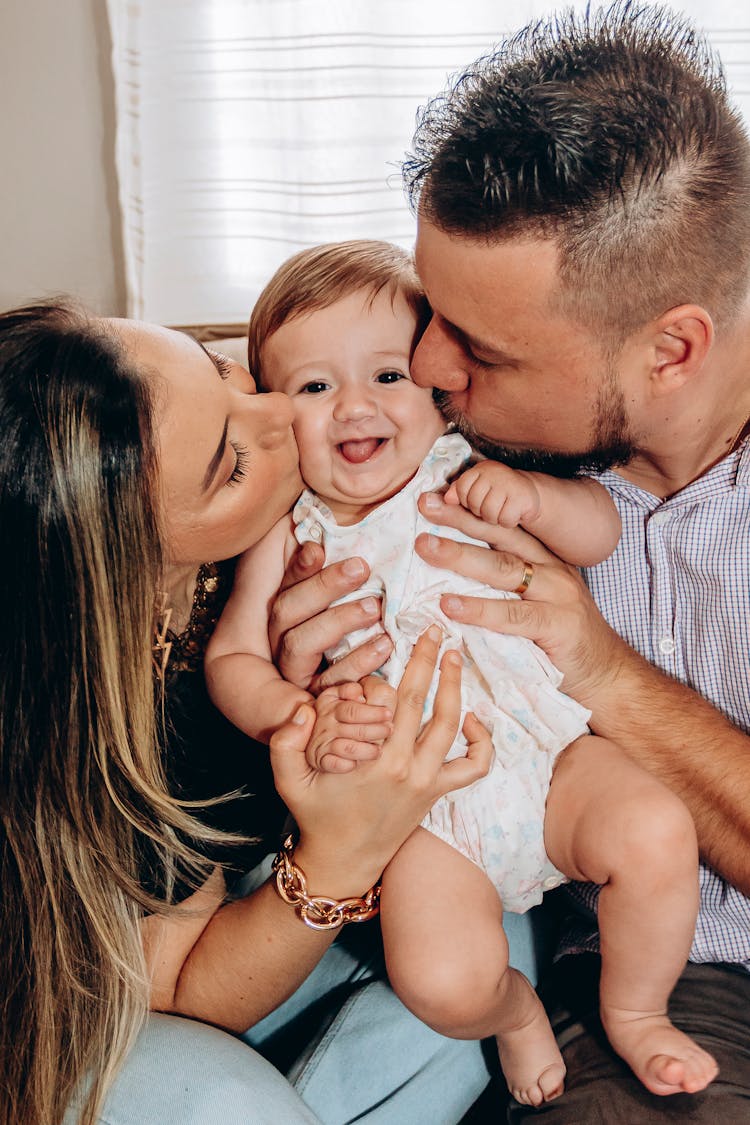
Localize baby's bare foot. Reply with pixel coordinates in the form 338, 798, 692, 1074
496, 1006, 566, 1107
603, 1008, 719, 1096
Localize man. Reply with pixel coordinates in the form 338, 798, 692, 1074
269, 2, 750, 1121
268, 4, 750, 1119
393, 2, 750, 1121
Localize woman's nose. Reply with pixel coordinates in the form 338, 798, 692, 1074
411, 317, 470, 393
228, 359, 257, 394
332, 387, 376, 423
251, 390, 295, 447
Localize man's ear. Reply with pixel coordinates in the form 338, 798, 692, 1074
650, 305, 713, 395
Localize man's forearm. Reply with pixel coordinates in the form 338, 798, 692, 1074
585, 643, 750, 896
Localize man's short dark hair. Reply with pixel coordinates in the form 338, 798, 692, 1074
404, 1, 750, 342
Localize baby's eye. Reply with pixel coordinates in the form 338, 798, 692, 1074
299, 381, 330, 394
376, 370, 406, 384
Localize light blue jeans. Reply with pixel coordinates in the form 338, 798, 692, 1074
83, 872, 540, 1125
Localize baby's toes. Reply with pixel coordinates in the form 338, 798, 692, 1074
681, 1049, 719, 1093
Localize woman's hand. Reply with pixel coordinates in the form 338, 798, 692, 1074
268, 541, 393, 693
269, 625, 492, 896
415, 490, 630, 710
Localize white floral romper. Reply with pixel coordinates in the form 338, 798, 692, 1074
293, 433, 590, 912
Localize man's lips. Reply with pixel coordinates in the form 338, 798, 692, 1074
338, 437, 385, 464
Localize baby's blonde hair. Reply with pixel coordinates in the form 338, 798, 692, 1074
248, 240, 428, 383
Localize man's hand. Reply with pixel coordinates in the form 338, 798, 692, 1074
416, 490, 629, 710
268, 541, 393, 693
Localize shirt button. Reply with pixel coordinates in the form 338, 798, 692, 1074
543, 876, 560, 890
658, 636, 676, 655
308, 525, 322, 542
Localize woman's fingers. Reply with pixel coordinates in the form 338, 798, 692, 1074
416, 648, 462, 761
439, 746, 491, 793
388, 625, 443, 751
268, 703, 316, 797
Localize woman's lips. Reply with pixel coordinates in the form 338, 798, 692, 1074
338, 437, 384, 464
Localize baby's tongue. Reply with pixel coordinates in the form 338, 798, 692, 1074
339, 438, 381, 463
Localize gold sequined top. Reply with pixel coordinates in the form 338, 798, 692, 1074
164, 559, 235, 677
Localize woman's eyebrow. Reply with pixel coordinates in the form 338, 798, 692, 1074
202, 416, 229, 492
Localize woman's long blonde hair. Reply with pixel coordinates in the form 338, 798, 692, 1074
0, 302, 221, 1124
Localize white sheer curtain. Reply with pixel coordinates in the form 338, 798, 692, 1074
106, 1, 750, 326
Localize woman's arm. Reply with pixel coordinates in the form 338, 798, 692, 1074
143, 867, 341, 1031
146, 629, 492, 1031
410, 492, 750, 897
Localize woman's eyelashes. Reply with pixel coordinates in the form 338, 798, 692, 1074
207, 349, 234, 380
227, 441, 249, 485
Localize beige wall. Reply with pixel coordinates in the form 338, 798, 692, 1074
0, 0, 125, 315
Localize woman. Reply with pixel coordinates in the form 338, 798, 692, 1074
0, 301, 492, 1125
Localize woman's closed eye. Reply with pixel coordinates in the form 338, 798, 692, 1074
206, 349, 234, 380
227, 441, 249, 485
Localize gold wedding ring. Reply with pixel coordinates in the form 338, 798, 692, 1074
514, 561, 534, 596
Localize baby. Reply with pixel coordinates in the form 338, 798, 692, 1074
205, 240, 718, 1106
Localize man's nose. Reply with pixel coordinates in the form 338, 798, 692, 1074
411, 317, 470, 392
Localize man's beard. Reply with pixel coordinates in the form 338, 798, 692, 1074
433, 378, 637, 479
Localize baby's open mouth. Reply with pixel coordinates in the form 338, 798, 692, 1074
338, 438, 385, 464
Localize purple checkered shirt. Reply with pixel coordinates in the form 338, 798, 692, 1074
561, 436, 750, 968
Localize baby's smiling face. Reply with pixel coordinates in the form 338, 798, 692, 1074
260, 286, 446, 524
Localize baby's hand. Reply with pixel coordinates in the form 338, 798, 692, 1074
305, 682, 393, 773
444, 461, 541, 528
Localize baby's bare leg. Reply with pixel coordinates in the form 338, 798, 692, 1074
545, 735, 718, 1097
381, 827, 565, 1107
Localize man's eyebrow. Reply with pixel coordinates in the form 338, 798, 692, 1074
202, 416, 229, 492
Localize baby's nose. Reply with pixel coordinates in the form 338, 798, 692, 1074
332, 389, 376, 421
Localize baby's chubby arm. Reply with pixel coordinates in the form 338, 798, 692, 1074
444, 460, 621, 567
205, 516, 393, 766
205, 515, 311, 744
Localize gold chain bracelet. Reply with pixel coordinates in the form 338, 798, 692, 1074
272, 834, 381, 930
